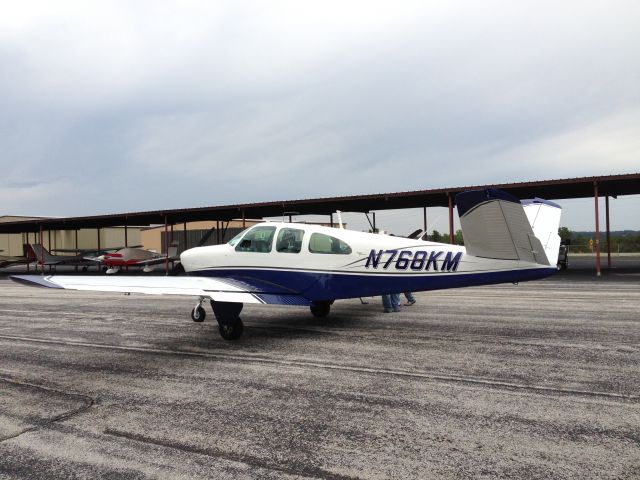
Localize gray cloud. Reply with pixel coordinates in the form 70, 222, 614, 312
1, 1, 639, 230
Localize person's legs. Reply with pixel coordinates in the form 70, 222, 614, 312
382, 294, 392, 312
391, 293, 401, 312
404, 292, 415, 305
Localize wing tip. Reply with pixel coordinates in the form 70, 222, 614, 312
10, 275, 63, 289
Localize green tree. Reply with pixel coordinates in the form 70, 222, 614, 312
558, 226, 571, 242
431, 230, 442, 243
454, 229, 464, 245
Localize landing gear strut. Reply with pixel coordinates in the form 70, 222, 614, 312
210, 300, 244, 340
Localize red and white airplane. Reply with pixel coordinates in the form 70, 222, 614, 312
87, 245, 179, 274
13, 189, 562, 341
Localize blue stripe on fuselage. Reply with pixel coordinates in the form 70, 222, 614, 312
189, 267, 556, 302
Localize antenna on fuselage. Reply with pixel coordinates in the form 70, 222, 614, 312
282, 211, 299, 223
336, 210, 344, 229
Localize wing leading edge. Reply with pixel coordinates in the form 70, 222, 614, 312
10, 274, 310, 306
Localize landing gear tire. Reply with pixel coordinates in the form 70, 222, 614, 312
171, 263, 185, 276
310, 301, 331, 318
211, 300, 245, 340
191, 305, 206, 322
218, 318, 244, 341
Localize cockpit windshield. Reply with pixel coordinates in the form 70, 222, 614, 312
228, 228, 251, 247
234, 226, 277, 253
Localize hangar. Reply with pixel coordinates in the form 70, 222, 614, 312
0, 172, 638, 276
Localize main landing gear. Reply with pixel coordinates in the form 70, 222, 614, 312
310, 300, 332, 318
190, 297, 244, 341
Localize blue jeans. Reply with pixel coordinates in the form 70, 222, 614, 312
404, 292, 415, 303
382, 293, 401, 311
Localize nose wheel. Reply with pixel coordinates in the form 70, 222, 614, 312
191, 297, 206, 322
191, 305, 206, 322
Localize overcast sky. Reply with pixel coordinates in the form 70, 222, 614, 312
1, 1, 639, 233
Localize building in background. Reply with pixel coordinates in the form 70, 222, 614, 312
0, 216, 142, 257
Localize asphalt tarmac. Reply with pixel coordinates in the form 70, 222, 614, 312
0, 272, 638, 479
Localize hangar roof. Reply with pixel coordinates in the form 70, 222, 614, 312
0, 173, 638, 233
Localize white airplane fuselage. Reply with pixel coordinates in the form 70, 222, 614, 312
180, 222, 554, 302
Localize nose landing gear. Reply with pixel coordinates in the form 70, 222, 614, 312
190, 297, 207, 322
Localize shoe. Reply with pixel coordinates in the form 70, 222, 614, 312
393, 308, 401, 312
383, 309, 391, 313
405, 300, 416, 306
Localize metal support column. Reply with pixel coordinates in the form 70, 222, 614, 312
448, 194, 454, 244
164, 215, 169, 275
373, 212, 376, 233
123, 219, 129, 273
606, 195, 612, 269
26, 232, 30, 272
75, 229, 79, 272
242, 210, 246, 228
169, 223, 175, 269
221, 221, 229, 242
39, 224, 44, 274
47, 230, 52, 272
330, 213, 334, 228
594, 182, 601, 276
183, 222, 187, 251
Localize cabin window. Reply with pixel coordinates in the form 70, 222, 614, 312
308, 233, 352, 254
235, 226, 276, 253
276, 228, 304, 253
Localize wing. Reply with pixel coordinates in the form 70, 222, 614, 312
130, 256, 172, 266
10, 275, 311, 306
0, 257, 29, 268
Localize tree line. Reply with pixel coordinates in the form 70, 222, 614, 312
559, 227, 640, 253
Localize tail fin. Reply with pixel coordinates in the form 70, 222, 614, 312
456, 189, 556, 266
27, 244, 55, 264
522, 199, 562, 267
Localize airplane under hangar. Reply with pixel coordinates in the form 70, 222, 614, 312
1, 172, 639, 278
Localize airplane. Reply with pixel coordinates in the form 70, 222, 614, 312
26, 243, 100, 270
87, 245, 180, 274
50, 245, 143, 255
12, 189, 562, 341
0, 250, 31, 269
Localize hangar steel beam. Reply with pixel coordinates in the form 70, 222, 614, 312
164, 215, 169, 275
75, 229, 79, 272
48, 229, 52, 273
606, 196, 612, 269
183, 222, 187, 252
448, 193, 454, 244
39, 224, 43, 274
594, 182, 601, 276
